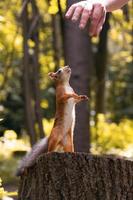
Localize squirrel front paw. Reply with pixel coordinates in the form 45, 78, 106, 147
79, 95, 89, 101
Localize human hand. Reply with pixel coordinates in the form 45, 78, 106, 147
65, 0, 106, 36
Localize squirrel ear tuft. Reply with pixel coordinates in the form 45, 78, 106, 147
48, 72, 57, 80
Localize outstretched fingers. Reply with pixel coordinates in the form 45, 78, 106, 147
95, 13, 106, 36
66, 2, 93, 29
89, 3, 106, 36
65, 4, 77, 19
79, 3, 93, 29
65, 1, 107, 37
71, 6, 83, 22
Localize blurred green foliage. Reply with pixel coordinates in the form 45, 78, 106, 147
0, 0, 56, 135
0, 130, 29, 184
0, 178, 5, 199
0, 178, 7, 199
107, 6, 133, 121
91, 114, 133, 156
0, 177, 17, 199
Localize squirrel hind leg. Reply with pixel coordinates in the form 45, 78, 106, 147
63, 132, 74, 152
48, 128, 63, 152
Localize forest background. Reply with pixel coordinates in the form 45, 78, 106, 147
0, 0, 132, 199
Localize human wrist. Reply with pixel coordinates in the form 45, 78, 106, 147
86, 0, 109, 12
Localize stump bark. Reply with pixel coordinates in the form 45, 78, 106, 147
18, 152, 133, 200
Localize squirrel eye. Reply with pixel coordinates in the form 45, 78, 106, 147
58, 69, 62, 74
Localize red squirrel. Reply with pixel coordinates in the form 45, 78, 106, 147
16, 66, 88, 176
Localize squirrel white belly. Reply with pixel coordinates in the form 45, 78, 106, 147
16, 66, 88, 176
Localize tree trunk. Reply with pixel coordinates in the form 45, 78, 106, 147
52, 14, 62, 69
22, 0, 37, 145
64, 0, 93, 152
21, 0, 45, 144
57, 0, 65, 59
18, 152, 133, 200
30, 0, 45, 139
51, 0, 65, 69
95, 14, 110, 116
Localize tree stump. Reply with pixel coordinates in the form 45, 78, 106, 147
18, 152, 133, 200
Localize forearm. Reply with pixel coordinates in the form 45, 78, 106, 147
102, 0, 129, 12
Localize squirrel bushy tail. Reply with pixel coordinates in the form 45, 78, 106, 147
16, 137, 48, 176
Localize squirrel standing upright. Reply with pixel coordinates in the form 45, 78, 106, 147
16, 66, 88, 176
